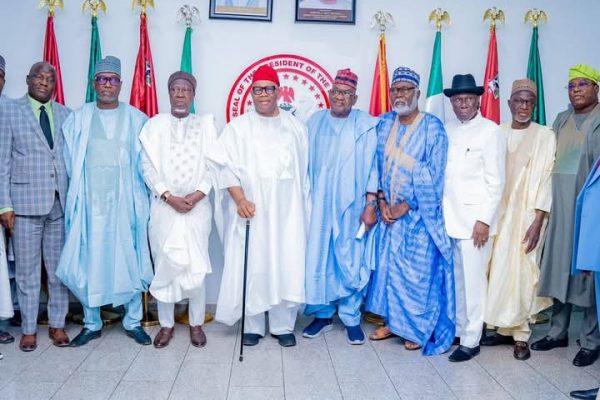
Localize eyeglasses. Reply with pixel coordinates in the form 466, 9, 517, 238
169, 86, 193, 94
94, 76, 121, 86
329, 89, 355, 98
567, 80, 595, 91
511, 98, 535, 108
251, 86, 277, 95
390, 86, 416, 95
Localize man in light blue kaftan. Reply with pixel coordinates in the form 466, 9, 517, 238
302, 69, 379, 345
56, 56, 153, 347
366, 67, 455, 355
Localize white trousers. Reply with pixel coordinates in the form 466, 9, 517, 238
244, 302, 299, 336
453, 238, 493, 348
157, 284, 206, 328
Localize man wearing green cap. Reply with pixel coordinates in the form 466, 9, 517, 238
533, 64, 600, 368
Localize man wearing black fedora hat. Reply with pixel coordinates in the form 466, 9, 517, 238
442, 74, 506, 362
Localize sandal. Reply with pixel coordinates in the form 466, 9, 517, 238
369, 326, 395, 341
0, 330, 15, 344
404, 340, 421, 351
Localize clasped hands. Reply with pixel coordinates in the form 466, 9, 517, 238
164, 191, 206, 213
380, 201, 410, 225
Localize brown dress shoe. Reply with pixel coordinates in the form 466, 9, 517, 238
190, 325, 207, 347
49, 327, 71, 347
514, 341, 531, 361
19, 334, 37, 352
153, 327, 174, 349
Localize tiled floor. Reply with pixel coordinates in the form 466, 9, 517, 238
0, 311, 598, 400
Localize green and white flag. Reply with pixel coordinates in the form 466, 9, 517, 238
180, 26, 195, 113
85, 16, 102, 103
425, 31, 445, 122
526, 27, 546, 125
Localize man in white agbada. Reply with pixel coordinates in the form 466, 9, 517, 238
207, 65, 309, 347
482, 79, 555, 361
140, 71, 217, 348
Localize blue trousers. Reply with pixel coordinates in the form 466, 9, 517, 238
83, 292, 142, 331
305, 290, 363, 327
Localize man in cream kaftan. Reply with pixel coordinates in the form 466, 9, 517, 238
141, 72, 216, 348
483, 80, 555, 360
207, 65, 309, 347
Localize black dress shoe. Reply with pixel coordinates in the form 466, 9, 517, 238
70, 328, 102, 347
570, 387, 599, 399
573, 348, 600, 367
125, 327, 151, 345
271, 333, 296, 347
452, 337, 460, 346
530, 336, 568, 351
243, 333, 261, 346
481, 334, 515, 346
449, 345, 480, 362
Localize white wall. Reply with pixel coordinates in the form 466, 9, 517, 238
2, 0, 599, 301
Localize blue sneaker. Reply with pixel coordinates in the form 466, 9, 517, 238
346, 325, 365, 345
302, 318, 333, 338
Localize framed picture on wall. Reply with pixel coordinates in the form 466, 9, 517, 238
209, 0, 273, 22
295, 0, 356, 24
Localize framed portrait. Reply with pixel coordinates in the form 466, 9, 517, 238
209, 0, 273, 22
295, 0, 356, 24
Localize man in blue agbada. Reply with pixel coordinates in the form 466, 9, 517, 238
366, 66, 455, 355
302, 68, 379, 345
56, 56, 153, 347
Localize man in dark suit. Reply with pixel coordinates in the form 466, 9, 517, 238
0, 61, 71, 351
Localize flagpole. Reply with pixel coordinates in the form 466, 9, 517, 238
177, 5, 200, 114
481, 7, 505, 124
82, 0, 107, 103
39, 0, 66, 105
367, 11, 394, 117
525, 9, 548, 126
425, 8, 450, 122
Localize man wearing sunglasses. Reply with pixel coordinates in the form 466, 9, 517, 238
57, 56, 153, 347
208, 65, 309, 347
0, 61, 72, 352
533, 64, 600, 370
301, 69, 378, 345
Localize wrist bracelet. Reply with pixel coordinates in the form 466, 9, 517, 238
366, 200, 378, 208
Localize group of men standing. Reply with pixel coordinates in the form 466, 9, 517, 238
1, 52, 600, 399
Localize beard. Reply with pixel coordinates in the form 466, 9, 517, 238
513, 114, 531, 124
394, 95, 418, 116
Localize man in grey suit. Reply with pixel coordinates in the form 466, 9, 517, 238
0, 61, 71, 351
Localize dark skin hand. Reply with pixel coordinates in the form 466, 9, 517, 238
380, 200, 410, 224
227, 186, 255, 219
472, 221, 490, 248
523, 210, 546, 254
165, 191, 206, 214
0, 211, 15, 233
359, 193, 378, 230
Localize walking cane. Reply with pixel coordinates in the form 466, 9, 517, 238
239, 219, 251, 362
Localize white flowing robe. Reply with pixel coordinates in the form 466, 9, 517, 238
140, 114, 217, 304
207, 111, 309, 325
485, 123, 555, 327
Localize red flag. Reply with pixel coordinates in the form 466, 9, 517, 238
369, 33, 391, 117
130, 13, 158, 117
43, 14, 65, 105
481, 27, 500, 124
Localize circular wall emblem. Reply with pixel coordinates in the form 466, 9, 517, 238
226, 54, 334, 123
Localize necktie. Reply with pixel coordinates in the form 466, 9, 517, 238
39, 105, 53, 149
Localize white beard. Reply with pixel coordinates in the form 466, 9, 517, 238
394, 96, 418, 116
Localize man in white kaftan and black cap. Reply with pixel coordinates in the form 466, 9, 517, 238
140, 71, 217, 348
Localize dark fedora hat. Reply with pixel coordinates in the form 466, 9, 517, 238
443, 74, 484, 97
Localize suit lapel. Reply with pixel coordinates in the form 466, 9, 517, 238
18, 95, 53, 153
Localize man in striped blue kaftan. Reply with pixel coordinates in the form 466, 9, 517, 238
366, 67, 455, 355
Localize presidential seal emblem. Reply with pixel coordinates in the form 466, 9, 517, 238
226, 54, 333, 123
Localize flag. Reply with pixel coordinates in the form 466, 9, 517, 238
85, 16, 102, 103
526, 26, 546, 125
130, 12, 158, 117
180, 26, 195, 113
42, 14, 65, 105
368, 33, 391, 117
425, 31, 445, 122
481, 26, 500, 124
